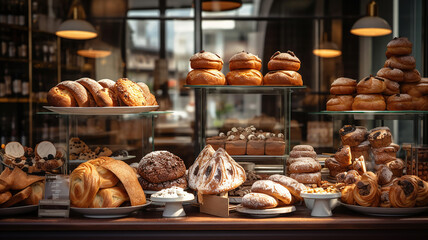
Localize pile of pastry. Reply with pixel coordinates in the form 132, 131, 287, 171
186, 50, 303, 86
327, 37, 427, 111
47, 78, 157, 107
241, 174, 306, 209
325, 125, 404, 179
406, 146, 428, 181
69, 157, 146, 208
339, 171, 428, 208
136, 151, 188, 191
1, 141, 64, 173
0, 167, 45, 207
206, 126, 286, 156
69, 137, 113, 161
286, 145, 321, 186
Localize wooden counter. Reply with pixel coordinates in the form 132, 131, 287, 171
1, 205, 428, 240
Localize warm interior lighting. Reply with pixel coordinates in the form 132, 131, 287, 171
313, 33, 342, 58
202, 0, 242, 12
77, 49, 111, 58
351, 0, 391, 37
56, 1, 98, 40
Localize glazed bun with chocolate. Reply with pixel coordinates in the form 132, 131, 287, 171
326, 95, 354, 111
352, 94, 386, 111
386, 94, 413, 110
384, 56, 416, 71
190, 50, 224, 71
229, 51, 262, 71
187, 69, 226, 85
330, 77, 357, 95
356, 75, 386, 94
377, 67, 404, 82
386, 37, 413, 58
263, 70, 302, 86
267, 51, 301, 71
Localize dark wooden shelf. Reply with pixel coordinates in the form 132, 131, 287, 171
0, 57, 29, 63
0, 23, 28, 31
0, 97, 30, 103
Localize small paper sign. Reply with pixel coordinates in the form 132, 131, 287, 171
199, 193, 230, 217
38, 174, 70, 218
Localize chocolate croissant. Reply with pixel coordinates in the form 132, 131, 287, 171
353, 172, 381, 207
389, 175, 418, 208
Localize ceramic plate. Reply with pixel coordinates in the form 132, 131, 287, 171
340, 202, 428, 217
70, 201, 151, 218
0, 205, 38, 216
236, 205, 296, 218
44, 106, 159, 115
151, 194, 194, 203
300, 192, 341, 199
69, 156, 136, 164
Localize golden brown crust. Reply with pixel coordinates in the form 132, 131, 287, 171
1, 186, 32, 208
0, 191, 12, 205
136, 82, 158, 106
95, 88, 117, 107
383, 79, 400, 95
47, 86, 77, 107
384, 56, 416, 70
386, 37, 412, 58
242, 192, 278, 209
267, 51, 301, 71
326, 95, 353, 111
9, 167, 45, 190
289, 172, 321, 185
403, 69, 421, 83
23, 181, 44, 205
412, 95, 428, 110
70, 162, 101, 208
263, 70, 302, 86
416, 78, 428, 95
353, 174, 381, 207
387, 94, 413, 110
368, 127, 392, 148
335, 145, 352, 167
352, 94, 386, 111
268, 174, 307, 201
356, 75, 386, 94
339, 125, 367, 147
226, 69, 263, 85
115, 78, 147, 106
57, 81, 90, 107
190, 51, 223, 71
229, 51, 262, 71
90, 186, 129, 208
98, 79, 116, 90
330, 77, 357, 94
251, 180, 292, 204
325, 157, 348, 178
186, 69, 226, 85
377, 67, 404, 82
389, 175, 418, 208
341, 184, 356, 204
87, 157, 119, 189
77, 78, 113, 107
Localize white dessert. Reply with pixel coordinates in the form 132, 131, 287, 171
151, 187, 192, 199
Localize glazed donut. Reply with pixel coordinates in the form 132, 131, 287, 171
387, 94, 413, 110
57, 81, 90, 107
47, 86, 77, 107
263, 70, 303, 86
339, 125, 367, 147
356, 75, 386, 94
190, 50, 223, 71
368, 127, 392, 148
242, 192, 278, 209
288, 159, 321, 174
229, 51, 262, 71
251, 180, 292, 204
341, 184, 356, 204
289, 172, 321, 185
325, 157, 348, 178
334, 145, 352, 167
69, 162, 101, 208
330, 77, 357, 95
353, 173, 381, 207
292, 145, 314, 152
226, 69, 262, 85
403, 69, 421, 83
383, 79, 400, 95
268, 174, 307, 201
289, 149, 317, 159
377, 67, 404, 82
389, 175, 418, 208
98, 79, 116, 90
352, 94, 386, 111
267, 51, 301, 71
385, 37, 412, 58
384, 55, 416, 70
326, 95, 353, 111
186, 69, 226, 85
376, 165, 394, 186
380, 186, 391, 208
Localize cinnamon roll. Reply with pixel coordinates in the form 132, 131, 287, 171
353, 172, 381, 207
389, 175, 418, 208
408, 175, 428, 207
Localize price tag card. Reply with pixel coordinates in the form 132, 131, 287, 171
38, 174, 70, 218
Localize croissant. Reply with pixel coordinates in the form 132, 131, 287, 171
24, 181, 45, 205
353, 172, 381, 207
87, 157, 119, 188
380, 186, 391, 208
341, 184, 355, 204
389, 175, 418, 208
405, 175, 428, 207
90, 187, 129, 208
188, 145, 215, 190
0, 168, 13, 192
1, 186, 32, 208
69, 162, 101, 208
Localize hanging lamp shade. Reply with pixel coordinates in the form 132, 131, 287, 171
351, 0, 391, 37
202, 0, 242, 12
56, 0, 98, 40
77, 39, 112, 58
313, 41, 342, 58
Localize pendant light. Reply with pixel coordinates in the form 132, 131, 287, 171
351, 0, 391, 37
77, 39, 112, 58
313, 32, 342, 58
56, 0, 97, 40
202, 0, 242, 12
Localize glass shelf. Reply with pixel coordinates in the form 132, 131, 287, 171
37, 110, 172, 116
184, 85, 306, 94
310, 110, 428, 120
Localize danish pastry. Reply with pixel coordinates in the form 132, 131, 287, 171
389, 175, 418, 208
339, 125, 367, 147
87, 157, 119, 189
340, 184, 355, 205
90, 186, 129, 208
376, 165, 394, 186
353, 173, 381, 207
380, 186, 392, 208
115, 78, 147, 106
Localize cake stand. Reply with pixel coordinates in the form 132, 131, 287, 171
150, 194, 195, 218
300, 192, 341, 217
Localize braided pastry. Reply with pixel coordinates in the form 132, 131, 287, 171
90, 187, 129, 208
69, 162, 101, 208
353, 172, 380, 207
389, 175, 418, 208
340, 184, 355, 204
87, 157, 119, 189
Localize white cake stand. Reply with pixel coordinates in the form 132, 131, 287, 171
300, 192, 341, 217
150, 195, 195, 218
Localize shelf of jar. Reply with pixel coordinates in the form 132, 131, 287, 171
0, 57, 28, 63
184, 85, 306, 94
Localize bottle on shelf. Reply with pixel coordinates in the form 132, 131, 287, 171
21, 72, 28, 97
18, 0, 26, 26
0, 64, 5, 97
20, 117, 27, 147
32, 0, 39, 30
0, 27, 8, 57
12, 68, 22, 97
8, 30, 16, 58
7, 0, 15, 25
18, 32, 27, 58
4, 65, 12, 97
10, 114, 18, 142
0, 2, 7, 24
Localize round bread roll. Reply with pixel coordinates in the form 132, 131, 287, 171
242, 192, 278, 209
226, 69, 262, 85
387, 94, 413, 110
289, 149, 317, 159
352, 94, 386, 110
292, 145, 314, 152
330, 77, 357, 95
412, 95, 428, 110
229, 51, 262, 71
267, 51, 301, 71
268, 174, 307, 201
326, 95, 353, 111
384, 56, 416, 70
403, 69, 421, 83
57, 81, 90, 107
377, 67, 404, 82
186, 69, 226, 85
263, 70, 302, 86
190, 51, 223, 71
383, 79, 400, 95
335, 145, 352, 167
251, 180, 292, 204
288, 160, 321, 174
137, 151, 186, 183
386, 37, 412, 58
416, 78, 428, 95
339, 125, 367, 147
289, 172, 321, 185
356, 75, 386, 94
47, 86, 77, 107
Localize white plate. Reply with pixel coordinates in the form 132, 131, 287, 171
236, 205, 296, 218
44, 106, 159, 115
151, 194, 194, 203
340, 202, 428, 217
0, 205, 38, 216
300, 192, 341, 199
70, 201, 151, 218
69, 155, 136, 164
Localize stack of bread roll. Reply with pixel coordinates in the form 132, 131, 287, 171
185, 51, 226, 85
47, 78, 157, 107
326, 77, 356, 111
287, 145, 321, 186
263, 51, 303, 86
226, 51, 263, 85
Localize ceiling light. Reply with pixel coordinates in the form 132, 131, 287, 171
351, 0, 391, 37
313, 33, 342, 58
202, 0, 242, 12
56, 0, 98, 40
